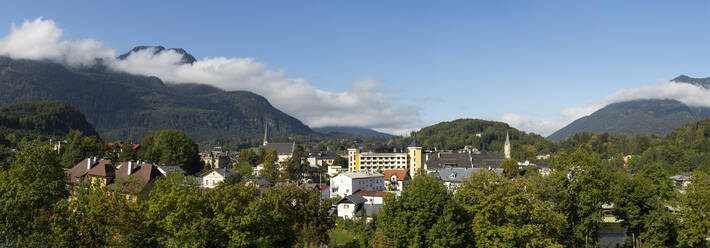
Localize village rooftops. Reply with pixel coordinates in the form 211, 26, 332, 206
434, 167, 486, 183
340, 171, 384, 179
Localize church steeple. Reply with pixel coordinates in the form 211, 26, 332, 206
263, 121, 268, 146
504, 132, 511, 159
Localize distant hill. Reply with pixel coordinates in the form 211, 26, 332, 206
410, 118, 554, 156
0, 52, 314, 146
548, 99, 710, 141
117, 45, 197, 64
312, 126, 394, 138
0, 101, 98, 142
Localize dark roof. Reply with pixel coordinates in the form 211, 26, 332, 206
437, 168, 485, 183
337, 194, 367, 205
156, 165, 186, 175
263, 142, 295, 155
200, 168, 235, 177
248, 177, 271, 187
309, 150, 340, 159
471, 154, 505, 168
425, 152, 473, 170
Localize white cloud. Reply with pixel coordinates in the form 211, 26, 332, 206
0, 18, 115, 66
0, 18, 419, 132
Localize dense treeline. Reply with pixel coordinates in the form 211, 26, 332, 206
0, 100, 98, 144
0, 140, 332, 247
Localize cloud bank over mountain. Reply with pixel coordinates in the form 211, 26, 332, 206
0, 18, 418, 132
499, 81, 710, 136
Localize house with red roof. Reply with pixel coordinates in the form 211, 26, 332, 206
65, 157, 164, 199
384, 169, 410, 192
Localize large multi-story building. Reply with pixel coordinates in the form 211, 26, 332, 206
347, 140, 423, 176
330, 171, 384, 198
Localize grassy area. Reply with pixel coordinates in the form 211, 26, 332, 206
329, 228, 356, 246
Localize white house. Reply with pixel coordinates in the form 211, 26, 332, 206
330, 172, 384, 198
199, 168, 235, 188
384, 169, 410, 192
336, 195, 367, 220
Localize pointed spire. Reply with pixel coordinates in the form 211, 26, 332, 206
505, 132, 510, 145
263, 120, 268, 146
408, 134, 419, 147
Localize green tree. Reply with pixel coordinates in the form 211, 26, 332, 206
613, 162, 674, 247
282, 145, 309, 182
549, 149, 615, 247
60, 129, 107, 168
260, 149, 280, 183
0, 140, 68, 246
456, 170, 564, 247
377, 175, 468, 248
118, 143, 139, 162
141, 130, 202, 174
678, 171, 710, 247
500, 158, 519, 178
50, 181, 150, 247
333, 156, 348, 168
235, 160, 253, 179
144, 173, 209, 247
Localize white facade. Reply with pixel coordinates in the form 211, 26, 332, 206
337, 202, 357, 219
347, 149, 409, 172
330, 172, 384, 198
327, 164, 346, 176
201, 171, 225, 188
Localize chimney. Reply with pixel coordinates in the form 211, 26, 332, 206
128, 161, 133, 175
87, 157, 92, 170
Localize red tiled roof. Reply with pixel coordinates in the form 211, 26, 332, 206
66, 158, 114, 184
384, 169, 409, 181
354, 190, 387, 197
108, 142, 141, 150
109, 162, 163, 193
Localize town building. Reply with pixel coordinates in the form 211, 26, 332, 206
347, 140, 423, 176
354, 190, 386, 204
307, 150, 341, 168
330, 171, 384, 198
384, 169, 410, 192
200, 147, 231, 169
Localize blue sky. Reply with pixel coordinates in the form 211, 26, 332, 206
2, 1, 710, 135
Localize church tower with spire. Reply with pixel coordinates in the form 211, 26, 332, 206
263, 121, 269, 146
504, 132, 511, 159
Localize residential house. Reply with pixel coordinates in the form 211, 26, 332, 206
336, 194, 382, 222
670, 174, 691, 187
330, 172, 384, 198
384, 169, 410, 192
156, 165, 186, 176
200, 168, 235, 188
65, 158, 163, 199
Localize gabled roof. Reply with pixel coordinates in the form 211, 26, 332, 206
437, 168, 485, 183
66, 158, 114, 184
263, 142, 295, 155
471, 154, 505, 168
354, 190, 387, 197
200, 168, 235, 177
384, 169, 410, 181
110, 162, 163, 193
107, 142, 140, 150
336, 194, 367, 205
